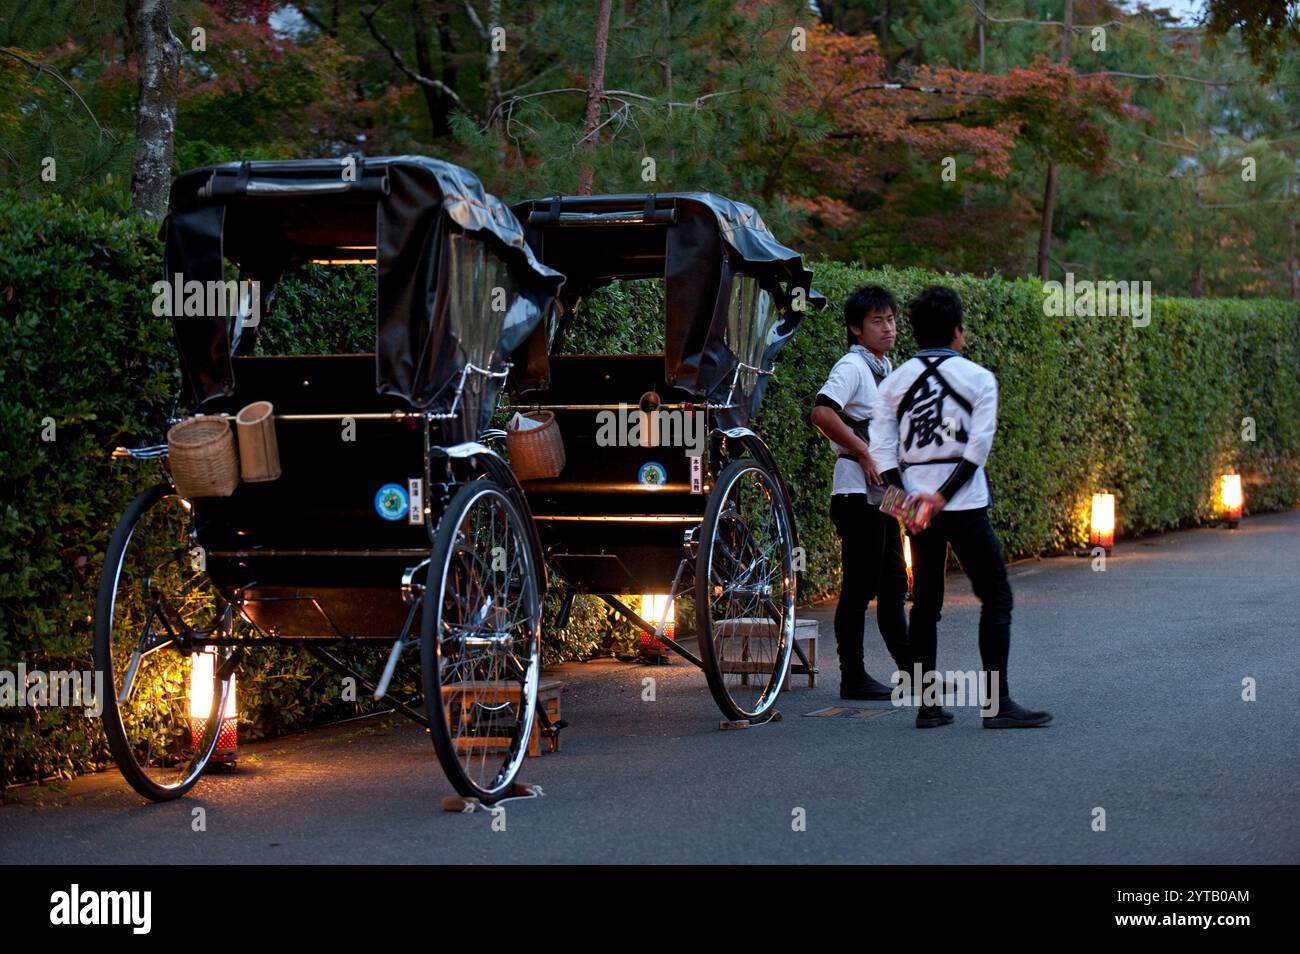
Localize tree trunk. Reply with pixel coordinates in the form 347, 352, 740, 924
411, 0, 450, 137
661, 0, 672, 96
128, 0, 182, 219
484, 0, 501, 119
577, 0, 613, 196
1037, 165, 1058, 281
1035, 0, 1072, 280
438, 9, 459, 116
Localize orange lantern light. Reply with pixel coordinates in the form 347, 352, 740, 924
190, 647, 237, 763
1090, 491, 1116, 551
1218, 472, 1243, 527
640, 593, 676, 638
637, 593, 676, 659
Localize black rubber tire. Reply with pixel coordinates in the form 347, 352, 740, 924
94, 484, 228, 801
422, 478, 542, 803
695, 460, 797, 723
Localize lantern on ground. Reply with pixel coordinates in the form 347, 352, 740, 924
1090, 491, 1116, 552
638, 593, 675, 659
1218, 472, 1243, 528
640, 593, 675, 637
190, 647, 237, 763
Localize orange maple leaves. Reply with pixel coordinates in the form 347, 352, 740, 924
783, 24, 1126, 182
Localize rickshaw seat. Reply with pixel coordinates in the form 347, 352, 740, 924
513, 354, 705, 507
514, 354, 709, 592
189, 354, 433, 635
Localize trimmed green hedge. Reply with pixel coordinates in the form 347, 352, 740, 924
767, 262, 1300, 592
3, 198, 1298, 787
1, 200, 174, 787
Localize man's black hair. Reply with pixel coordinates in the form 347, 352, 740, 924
908, 285, 964, 349
843, 284, 898, 347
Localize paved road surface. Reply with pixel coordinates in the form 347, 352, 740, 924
3, 511, 1298, 864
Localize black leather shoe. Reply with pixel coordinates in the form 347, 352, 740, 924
915, 706, 954, 728
982, 699, 1053, 728
840, 674, 896, 701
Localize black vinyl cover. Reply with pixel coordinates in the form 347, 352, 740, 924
512, 192, 824, 421
162, 156, 564, 413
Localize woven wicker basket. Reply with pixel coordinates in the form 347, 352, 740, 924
167, 416, 239, 498
506, 411, 566, 482
236, 401, 281, 482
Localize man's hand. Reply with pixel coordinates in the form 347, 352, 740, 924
857, 451, 882, 486
906, 491, 946, 533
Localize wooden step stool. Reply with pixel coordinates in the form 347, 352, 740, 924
441, 679, 563, 759
711, 618, 818, 690
530, 679, 563, 757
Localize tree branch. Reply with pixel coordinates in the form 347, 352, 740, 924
0, 45, 106, 143
462, 0, 488, 40
361, 0, 464, 107
297, 5, 333, 36
966, 0, 1127, 32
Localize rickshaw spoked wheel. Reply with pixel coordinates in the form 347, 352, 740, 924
422, 478, 541, 804
94, 483, 233, 801
695, 460, 797, 723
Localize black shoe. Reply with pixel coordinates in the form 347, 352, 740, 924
840, 674, 896, 701
982, 699, 1053, 728
915, 706, 954, 728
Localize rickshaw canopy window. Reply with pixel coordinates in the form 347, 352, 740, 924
162, 156, 564, 414
510, 192, 825, 420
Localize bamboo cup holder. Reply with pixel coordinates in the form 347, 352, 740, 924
236, 401, 281, 482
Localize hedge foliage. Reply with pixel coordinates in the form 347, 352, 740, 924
768, 262, 1300, 592
1, 199, 175, 788
3, 197, 1298, 788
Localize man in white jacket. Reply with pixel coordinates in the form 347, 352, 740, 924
811, 285, 911, 700
869, 286, 1052, 729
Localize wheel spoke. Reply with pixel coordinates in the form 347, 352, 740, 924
700, 464, 794, 720
99, 490, 234, 799
427, 481, 539, 801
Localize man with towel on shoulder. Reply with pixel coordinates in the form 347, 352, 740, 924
811, 285, 912, 700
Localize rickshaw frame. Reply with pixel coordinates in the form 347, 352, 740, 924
505, 191, 825, 723
98, 156, 561, 804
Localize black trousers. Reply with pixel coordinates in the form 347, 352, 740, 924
829, 494, 910, 679
907, 506, 1012, 704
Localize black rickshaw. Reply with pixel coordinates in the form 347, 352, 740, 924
97, 157, 564, 804
507, 193, 822, 724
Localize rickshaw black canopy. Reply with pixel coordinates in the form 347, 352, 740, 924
162, 156, 563, 412
510, 192, 824, 419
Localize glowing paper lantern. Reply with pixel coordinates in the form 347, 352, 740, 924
640, 593, 676, 638
190, 647, 237, 763
1218, 472, 1243, 527
1090, 491, 1116, 551
636, 593, 676, 659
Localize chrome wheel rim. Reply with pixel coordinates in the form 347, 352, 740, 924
703, 466, 795, 719
103, 493, 229, 792
433, 485, 540, 798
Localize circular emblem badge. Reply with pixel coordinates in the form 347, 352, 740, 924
637, 462, 668, 487
374, 483, 409, 521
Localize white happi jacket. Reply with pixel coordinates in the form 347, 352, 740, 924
867, 348, 997, 511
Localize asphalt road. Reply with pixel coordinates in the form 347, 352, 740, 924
3, 511, 1298, 864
